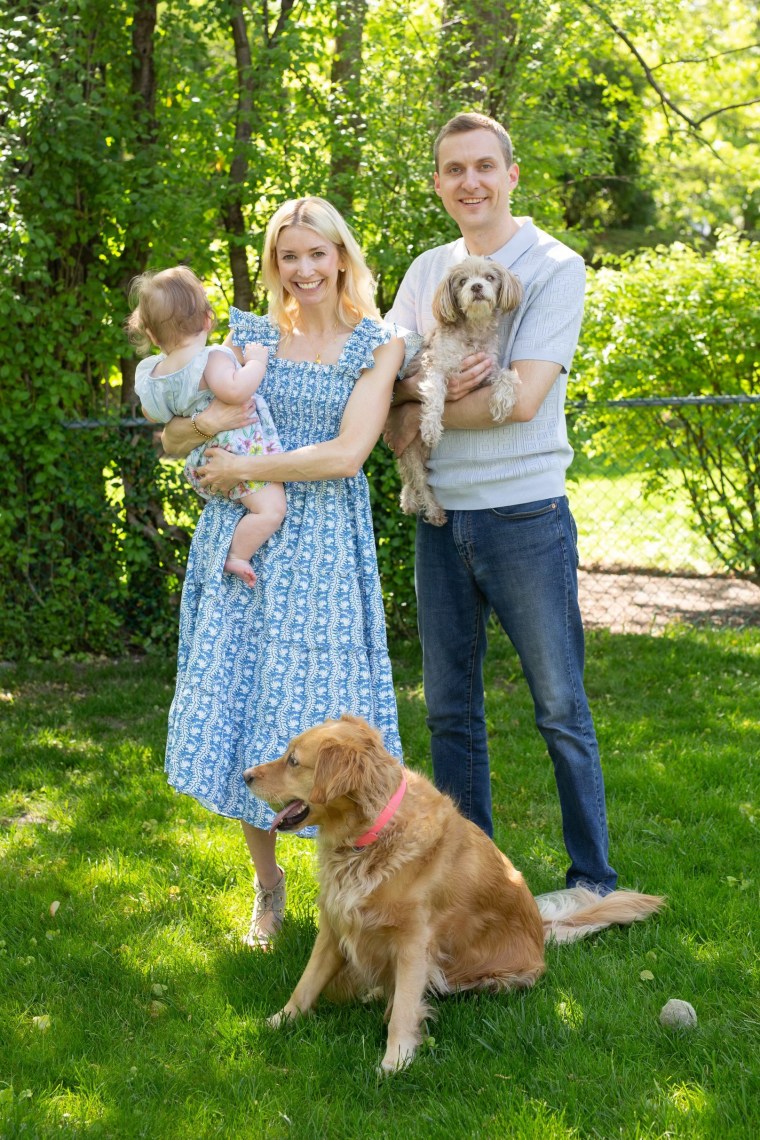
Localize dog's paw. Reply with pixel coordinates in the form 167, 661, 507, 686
399, 487, 420, 515
488, 369, 520, 423
423, 506, 447, 527
378, 1042, 417, 1075
267, 1008, 293, 1029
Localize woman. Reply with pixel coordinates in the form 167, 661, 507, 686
161, 197, 404, 949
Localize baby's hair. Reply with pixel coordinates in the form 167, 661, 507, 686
263, 196, 380, 334
126, 265, 214, 355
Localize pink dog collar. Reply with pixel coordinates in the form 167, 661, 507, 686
353, 777, 407, 848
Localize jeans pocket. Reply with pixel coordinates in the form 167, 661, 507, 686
568, 508, 580, 567
488, 498, 558, 521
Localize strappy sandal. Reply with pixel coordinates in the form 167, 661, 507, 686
242, 866, 286, 950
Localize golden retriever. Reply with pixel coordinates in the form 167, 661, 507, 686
244, 715, 664, 1073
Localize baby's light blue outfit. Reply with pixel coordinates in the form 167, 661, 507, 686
135, 345, 281, 499
164, 314, 402, 832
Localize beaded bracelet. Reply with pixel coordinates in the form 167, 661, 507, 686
191, 411, 215, 441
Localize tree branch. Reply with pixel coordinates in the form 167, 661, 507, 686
582, 0, 758, 136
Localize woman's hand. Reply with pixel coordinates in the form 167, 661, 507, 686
445, 352, 494, 400
162, 397, 262, 458
196, 446, 252, 494
383, 403, 421, 458
198, 396, 260, 435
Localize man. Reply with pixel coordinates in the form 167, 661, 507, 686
385, 112, 617, 893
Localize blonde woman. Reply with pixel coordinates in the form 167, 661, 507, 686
161, 198, 404, 949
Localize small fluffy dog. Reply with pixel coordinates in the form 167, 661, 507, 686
398, 255, 523, 526
245, 715, 664, 1074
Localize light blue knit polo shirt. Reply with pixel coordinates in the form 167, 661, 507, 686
386, 218, 586, 510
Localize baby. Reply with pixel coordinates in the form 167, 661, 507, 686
127, 266, 286, 587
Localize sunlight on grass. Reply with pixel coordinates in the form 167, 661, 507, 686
668, 1081, 709, 1115
1, 640, 758, 1137
554, 993, 585, 1030
568, 470, 720, 573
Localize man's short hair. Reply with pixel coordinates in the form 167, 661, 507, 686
434, 113, 513, 172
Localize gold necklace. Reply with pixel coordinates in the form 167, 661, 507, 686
309, 322, 341, 364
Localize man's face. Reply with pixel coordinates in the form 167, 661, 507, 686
434, 129, 519, 236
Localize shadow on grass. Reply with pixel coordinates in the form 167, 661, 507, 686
1, 636, 758, 1137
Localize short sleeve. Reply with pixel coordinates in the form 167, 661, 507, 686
386, 323, 425, 377
229, 308, 280, 351
341, 318, 395, 376
385, 262, 421, 331
135, 357, 173, 423
509, 256, 586, 373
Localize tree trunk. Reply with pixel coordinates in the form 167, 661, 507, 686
438, 1, 520, 119
119, 0, 159, 409
328, 0, 368, 217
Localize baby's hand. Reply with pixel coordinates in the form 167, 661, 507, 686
244, 343, 269, 365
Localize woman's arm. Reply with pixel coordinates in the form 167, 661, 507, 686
161, 397, 261, 457
196, 337, 404, 493
160, 333, 254, 457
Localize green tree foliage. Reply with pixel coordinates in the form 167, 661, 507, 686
576, 231, 760, 582
1, 0, 758, 655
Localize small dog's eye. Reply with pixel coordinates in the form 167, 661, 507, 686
287, 753, 299, 767
485, 273, 496, 282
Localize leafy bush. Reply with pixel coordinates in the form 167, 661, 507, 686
365, 444, 417, 636
1, 426, 196, 659
575, 231, 760, 582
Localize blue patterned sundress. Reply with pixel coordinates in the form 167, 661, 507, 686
164, 313, 402, 833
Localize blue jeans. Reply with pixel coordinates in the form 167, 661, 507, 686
415, 496, 617, 892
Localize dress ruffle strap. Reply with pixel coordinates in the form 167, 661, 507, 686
229, 309, 280, 351
340, 317, 394, 376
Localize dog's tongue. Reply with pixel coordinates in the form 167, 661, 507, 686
268, 800, 307, 833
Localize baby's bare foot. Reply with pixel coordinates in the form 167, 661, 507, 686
225, 557, 257, 588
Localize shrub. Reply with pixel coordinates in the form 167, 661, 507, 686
575, 231, 760, 582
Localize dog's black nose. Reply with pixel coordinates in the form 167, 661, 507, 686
471, 282, 483, 293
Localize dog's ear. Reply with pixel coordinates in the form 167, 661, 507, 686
431, 272, 460, 325
310, 739, 361, 804
309, 717, 385, 804
497, 268, 523, 314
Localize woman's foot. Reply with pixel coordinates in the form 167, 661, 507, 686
243, 866, 286, 950
224, 556, 257, 588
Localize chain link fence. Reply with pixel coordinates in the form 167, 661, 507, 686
567, 396, 760, 632
23, 394, 756, 657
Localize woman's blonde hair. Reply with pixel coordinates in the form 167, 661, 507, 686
262, 197, 379, 333
126, 266, 213, 355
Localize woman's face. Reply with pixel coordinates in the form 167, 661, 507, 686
275, 225, 344, 309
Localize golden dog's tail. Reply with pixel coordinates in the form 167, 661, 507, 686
535, 887, 665, 945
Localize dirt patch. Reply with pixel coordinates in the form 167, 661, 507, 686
579, 570, 760, 634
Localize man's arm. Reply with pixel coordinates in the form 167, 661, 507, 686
442, 358, 562, 428
384, 358, 561, 453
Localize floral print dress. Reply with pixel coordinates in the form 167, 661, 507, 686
164, 314, 402, 832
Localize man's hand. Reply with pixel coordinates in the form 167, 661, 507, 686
383, 403, 421, 458
445, 352, 494, 400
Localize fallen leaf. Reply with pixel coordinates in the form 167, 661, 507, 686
148, 1001, 167, 1018
151, 983, 168, 997
640, 969, 655, 981
49, 901, 60, 917
32, 1015, 51, 1032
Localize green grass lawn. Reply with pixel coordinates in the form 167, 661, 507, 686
567, 469, 720, 575
1, 626, 759, 1138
